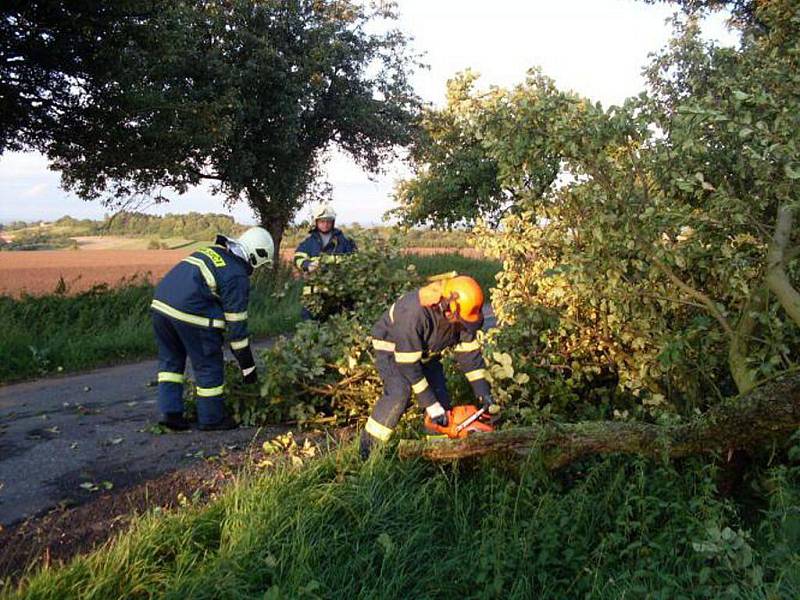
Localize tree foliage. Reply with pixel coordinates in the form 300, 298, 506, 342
1, 1, 170, 153
400, 0, 800, 417
393, 70, 562, 228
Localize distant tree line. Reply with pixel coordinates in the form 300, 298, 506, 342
2, 213, 471, 250
94, 212, 245, 240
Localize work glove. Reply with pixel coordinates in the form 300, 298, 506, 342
307, 261, 319, 273
242, 366, 258, 386
425, 402, 449, 427
479, 394, 499, 417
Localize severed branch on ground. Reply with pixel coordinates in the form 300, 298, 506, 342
397, 373, 800, 468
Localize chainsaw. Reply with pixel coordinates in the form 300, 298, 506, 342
423, 404, 494, 439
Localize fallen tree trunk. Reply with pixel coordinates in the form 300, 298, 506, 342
397, 372, 800, 468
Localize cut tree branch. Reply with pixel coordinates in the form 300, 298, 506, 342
766, 204, 800, 327
652, 257, 734, 338
397, 372, 800, 467
728, 286, 768, 394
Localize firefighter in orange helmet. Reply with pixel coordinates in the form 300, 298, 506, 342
361, 275, 495, 458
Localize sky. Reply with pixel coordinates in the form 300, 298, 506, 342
0, 0, 737, 226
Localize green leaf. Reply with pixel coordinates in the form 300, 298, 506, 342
784, 164, 800, 180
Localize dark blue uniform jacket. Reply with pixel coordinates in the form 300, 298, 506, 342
293, 228, 357, 271
151, 245, 255, 367
371, 289, 491, 408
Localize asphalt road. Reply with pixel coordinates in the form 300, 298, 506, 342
0, 349, 274, 527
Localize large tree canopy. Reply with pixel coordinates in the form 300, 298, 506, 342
3, 1, 420, 253
397, 0, 799, 413
0, 1, 171, 154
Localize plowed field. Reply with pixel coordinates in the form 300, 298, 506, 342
0, 249, 191, 296
0, 247, 481, 296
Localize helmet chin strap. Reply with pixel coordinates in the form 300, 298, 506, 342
439, 293, 459, 321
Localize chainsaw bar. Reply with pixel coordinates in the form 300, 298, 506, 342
455, 407, 485, 433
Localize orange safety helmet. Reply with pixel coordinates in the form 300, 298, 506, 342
441, 275, 484, 324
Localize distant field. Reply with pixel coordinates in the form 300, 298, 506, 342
71, 236, 202, 250
0, 246, 482, 297
0, 249, 189, 296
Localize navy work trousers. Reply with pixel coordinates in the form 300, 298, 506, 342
367, 350, 450, 439
152, 311, 226, 426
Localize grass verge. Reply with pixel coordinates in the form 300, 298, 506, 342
401, 253, 500, 292
0, 268, 302, 384
5, 444, 798, 599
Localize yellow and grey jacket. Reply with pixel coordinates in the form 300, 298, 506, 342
371, 289, 490, 408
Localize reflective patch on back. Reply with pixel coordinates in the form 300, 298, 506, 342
199, 247, 226, 267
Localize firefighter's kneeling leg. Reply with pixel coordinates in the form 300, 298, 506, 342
176, 323, 226, 426
360, 351, 411, 458
152, 312, 187, 417
422, 359, 451, 410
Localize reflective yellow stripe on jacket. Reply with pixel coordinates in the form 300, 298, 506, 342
294, 252, 309, 269
182, 256, 218, 294
454, 340, 481, 352
372, 339, 396, 352
395, 350, 423, 364
465, 369, 488, 382
151, 300, 226, 329
411, 378, 429, 394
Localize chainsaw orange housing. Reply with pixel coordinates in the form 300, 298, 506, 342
424, 405, 494, 439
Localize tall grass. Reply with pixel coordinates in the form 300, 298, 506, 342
0, 268, 302, 384
0, 280, 157, 383
401, 253, 501, 293
7, 446, 799, 599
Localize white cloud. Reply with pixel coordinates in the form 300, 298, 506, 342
0, 152, 51, 178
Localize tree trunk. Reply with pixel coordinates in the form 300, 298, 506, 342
397, 373, 800, 468
262, 216, 286, 270
766, 204, 800, 327
248, 188, 289, 271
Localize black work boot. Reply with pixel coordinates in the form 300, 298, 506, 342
198, 415, 240, 431
359, 430, 377, 460
159, 412, 191, 431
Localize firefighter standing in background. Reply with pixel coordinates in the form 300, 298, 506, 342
151, 227, 274, 431
293, 202, 357, 319
361, 275, 495, 458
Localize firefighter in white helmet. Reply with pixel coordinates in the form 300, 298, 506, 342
151, 227, 274, 431
293, 202, 358, 319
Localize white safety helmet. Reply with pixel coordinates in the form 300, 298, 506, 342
311, 202, 336, 221
234, 227, 274, 270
